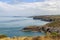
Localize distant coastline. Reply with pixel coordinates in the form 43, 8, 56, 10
33, 15, 60, 22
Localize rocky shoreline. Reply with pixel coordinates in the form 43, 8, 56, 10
22, 15, 60, 35
22, 25, 60, 34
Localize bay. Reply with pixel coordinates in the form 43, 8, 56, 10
0, 16, 49, 37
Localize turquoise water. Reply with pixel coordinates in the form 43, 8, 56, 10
0, 17, 48, 37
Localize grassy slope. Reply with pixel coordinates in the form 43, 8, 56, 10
0, 36, 60, 40
46, 21, 60, 27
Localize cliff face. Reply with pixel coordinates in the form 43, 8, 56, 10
22, 22, 59, 35
45, 21, 60, 34
32, 15, 60, 34
33, 15, 60, 22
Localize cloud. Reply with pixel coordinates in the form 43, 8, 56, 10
0, 0, 59, 16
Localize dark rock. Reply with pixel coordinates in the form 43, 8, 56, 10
22, 26, 60, 34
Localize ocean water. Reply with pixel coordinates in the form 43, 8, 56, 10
0, 16, 48, 37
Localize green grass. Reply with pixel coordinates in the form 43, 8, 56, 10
46, 21, 60, 27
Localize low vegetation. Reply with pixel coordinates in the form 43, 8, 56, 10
0, 34, 7, 39
0, 35, 60, 40
46, 21, 60, 27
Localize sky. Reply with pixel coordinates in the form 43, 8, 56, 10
0, 0, 58, 16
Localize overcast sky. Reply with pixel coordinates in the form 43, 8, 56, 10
0, 0, 58, 16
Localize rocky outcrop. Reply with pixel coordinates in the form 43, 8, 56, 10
32, 15, 60, 34
22, 26, 42, 32
22, 25, 60, 34
21, 26, 44, 32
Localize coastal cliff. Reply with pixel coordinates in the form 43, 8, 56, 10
22, 15, 60, 37
33, 15, 60, 22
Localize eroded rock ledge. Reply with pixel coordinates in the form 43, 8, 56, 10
22, 26, 60, 34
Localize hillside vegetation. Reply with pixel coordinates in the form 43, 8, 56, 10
0, 35, 7, 39
46, 21, 60, 27
0, 35, 60, 40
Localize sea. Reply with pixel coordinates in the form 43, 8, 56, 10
0, 16, 49, 37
